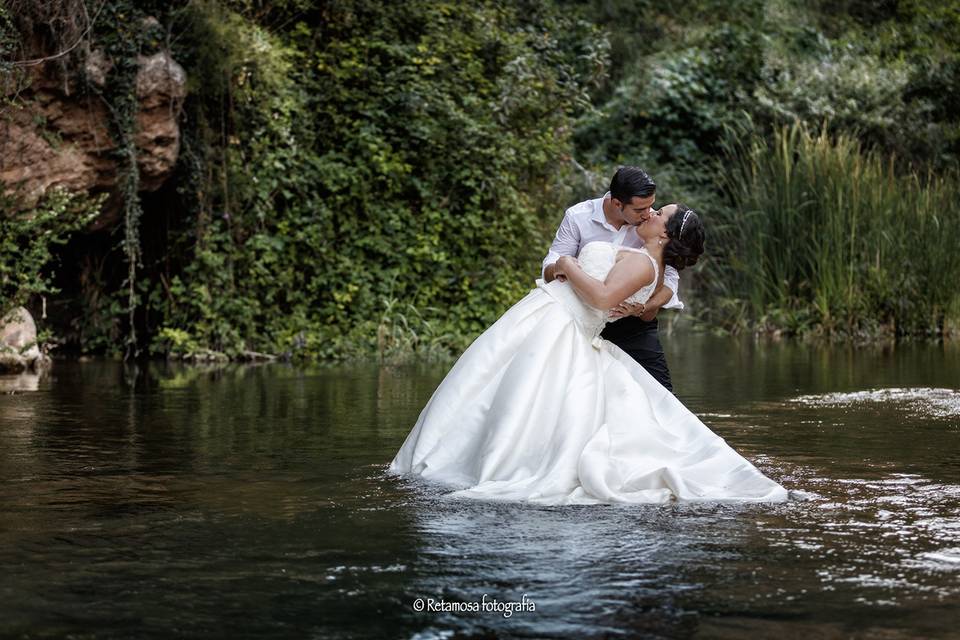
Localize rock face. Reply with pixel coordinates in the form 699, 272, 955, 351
0, 307, 50, 373
0, 46, 187, 229
135, 52, 188, 192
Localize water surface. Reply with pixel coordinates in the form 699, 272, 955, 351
1, 335, 958, 639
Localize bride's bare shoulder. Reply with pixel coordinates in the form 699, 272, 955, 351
613, 248, 657, 284
614, 246, 650, 261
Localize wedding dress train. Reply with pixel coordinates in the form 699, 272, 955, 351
388, 241, 788, 505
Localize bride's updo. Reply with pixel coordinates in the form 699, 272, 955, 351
664, 204, 705, 270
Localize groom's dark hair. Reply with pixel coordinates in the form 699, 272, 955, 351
609, 166, 656, 202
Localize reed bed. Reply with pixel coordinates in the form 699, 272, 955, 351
709, 123, 960, 337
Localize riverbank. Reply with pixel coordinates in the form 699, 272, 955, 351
3, 1, 958, 362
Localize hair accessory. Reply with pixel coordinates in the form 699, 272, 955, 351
678, 211, 692, 239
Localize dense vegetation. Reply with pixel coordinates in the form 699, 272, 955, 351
2, 0, 958, 361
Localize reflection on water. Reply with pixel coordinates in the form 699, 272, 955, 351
0, 334, 958, 639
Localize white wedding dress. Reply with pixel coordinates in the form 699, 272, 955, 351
388, 241, 789, 505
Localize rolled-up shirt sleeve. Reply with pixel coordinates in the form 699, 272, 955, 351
541, 210, 581, 279
661, 265, 684, 310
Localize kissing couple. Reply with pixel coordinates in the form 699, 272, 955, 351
389, 167, 788, 505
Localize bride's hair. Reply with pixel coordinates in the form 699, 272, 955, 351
664, 204, 705, 270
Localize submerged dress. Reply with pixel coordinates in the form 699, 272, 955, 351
388, 240, 789, 505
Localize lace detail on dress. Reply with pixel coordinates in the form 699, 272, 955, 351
539, 241, 659, 349
616, 246, 658, 306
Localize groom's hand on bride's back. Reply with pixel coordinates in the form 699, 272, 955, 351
608, 301, 645, 319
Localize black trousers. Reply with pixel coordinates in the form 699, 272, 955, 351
600, 316, 673, 392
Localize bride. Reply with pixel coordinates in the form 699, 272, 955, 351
388, 204, 789, 505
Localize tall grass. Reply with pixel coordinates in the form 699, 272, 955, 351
709, 123, 960, 337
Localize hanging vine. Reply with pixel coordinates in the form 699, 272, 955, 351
87, 3, 166, 359
115, 87, 142, 361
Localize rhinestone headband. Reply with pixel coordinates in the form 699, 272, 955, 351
678, 211, 691, 239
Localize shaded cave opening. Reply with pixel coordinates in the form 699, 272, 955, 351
40, 179, 194, 358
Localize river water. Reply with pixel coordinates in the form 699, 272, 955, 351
1, 335, 958, 639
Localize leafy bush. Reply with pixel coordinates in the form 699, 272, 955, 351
6, 0, 960, 355
754, 48, 932, 162
144, 0, 605, 359
0, 189, 103, 313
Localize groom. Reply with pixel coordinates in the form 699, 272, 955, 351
542, 167, 682, 391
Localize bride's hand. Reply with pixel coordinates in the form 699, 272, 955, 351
555, 255, 578, 282
609, 300, 645, 319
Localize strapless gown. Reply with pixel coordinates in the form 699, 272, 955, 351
387, 241, 788, 504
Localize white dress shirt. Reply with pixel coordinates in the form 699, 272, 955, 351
541, 192, 683, 310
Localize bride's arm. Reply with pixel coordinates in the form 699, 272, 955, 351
556, 253, 656, 310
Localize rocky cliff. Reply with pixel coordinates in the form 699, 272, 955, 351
1, 44, 187, 229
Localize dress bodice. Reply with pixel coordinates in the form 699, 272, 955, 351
577, 241, 658, 306
537, 241, 659, 341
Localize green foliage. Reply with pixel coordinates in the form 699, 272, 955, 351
575, 2, 765, 169
0, 4, 29, 106
0, 4, 16, 66
575, 0, 960, 198
0, 189, 103, 311
572, 0, 960, 339
5, 0, 960, 357
755, 51, 917, 148
145, 0, 603, 360
374, 293, 461, 364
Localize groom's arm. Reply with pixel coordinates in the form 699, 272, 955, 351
542, 210, 581, 282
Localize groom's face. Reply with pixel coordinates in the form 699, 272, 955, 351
616, 194, 657, 225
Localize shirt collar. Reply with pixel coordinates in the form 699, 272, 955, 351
591, 191, 613, 227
